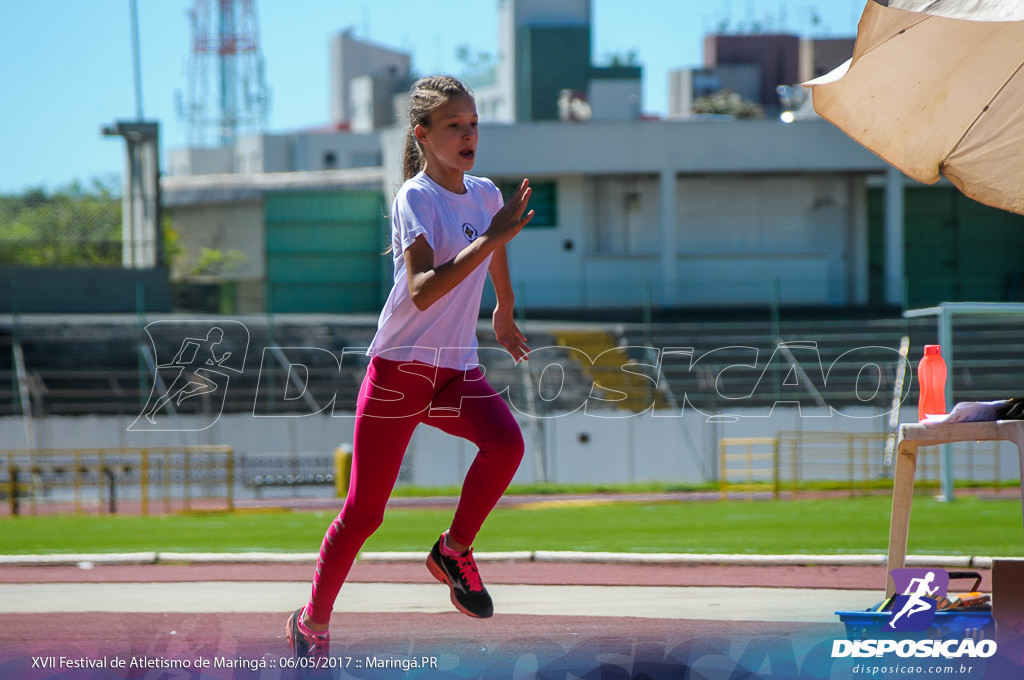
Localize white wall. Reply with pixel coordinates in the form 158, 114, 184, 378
473, 118, 884, 176
382, 118, 886, 311
674, 174, 860, 306
590, 175, 661, 254
496, 175, 587, 307
166, 147, 234, 177
292, 132, 382, 171
168, 201, 265, 282
234, 134, 292, 173
589, 80, 642, 121
491, 172, 865, 309
473, 83, 512, 124
5, 407, 1018, 490
349, 76, 376, 133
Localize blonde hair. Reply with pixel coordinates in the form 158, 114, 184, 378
401, 76, 472, 181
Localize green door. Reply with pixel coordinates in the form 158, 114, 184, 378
264, 190, 386, 313
903, 187, 961, 306
868, 186, 1024, 308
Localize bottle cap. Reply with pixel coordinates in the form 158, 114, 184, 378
924, 345, 941, 356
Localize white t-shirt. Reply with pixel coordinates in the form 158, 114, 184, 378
367, 172, 504, 370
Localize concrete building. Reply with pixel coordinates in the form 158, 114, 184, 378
349, 73, 417, 133
799, 37, 858, 83
668, 64, 760, 118
670, 34, 855, 119
163, 168, 385, 314
704, 34, 801, 114
474, 0, 641, 123
170, 129, 383, 178
162, 3, 1024, 317
165, 116, 906, 314
328, 29, 412, 126
380, 117, 891, 311
167, 147, 234, 178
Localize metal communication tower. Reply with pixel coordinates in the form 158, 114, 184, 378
178, 0, 270, 147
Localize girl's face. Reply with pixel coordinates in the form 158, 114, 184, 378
416, 94, 478, 180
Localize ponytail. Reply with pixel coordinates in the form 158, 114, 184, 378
402, 127, 424, 182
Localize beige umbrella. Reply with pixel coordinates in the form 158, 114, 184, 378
806, 0, 1024, 215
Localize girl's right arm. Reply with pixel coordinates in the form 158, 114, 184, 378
404, 180, 533, 311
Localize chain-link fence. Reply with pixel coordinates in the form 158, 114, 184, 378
0, 180, 122, 266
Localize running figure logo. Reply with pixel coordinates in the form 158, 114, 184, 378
887, 568, 949, 632
130, 321, 249, 432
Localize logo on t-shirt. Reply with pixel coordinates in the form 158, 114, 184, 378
462, 223, 479, 242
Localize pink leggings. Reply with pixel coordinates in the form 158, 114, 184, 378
306, 356, 525, 623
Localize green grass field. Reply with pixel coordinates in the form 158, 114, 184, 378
2, 495, 1022, 557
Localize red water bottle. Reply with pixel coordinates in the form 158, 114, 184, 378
917, 344, 947, 421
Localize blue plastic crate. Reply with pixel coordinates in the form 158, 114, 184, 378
837, 609, 994, 641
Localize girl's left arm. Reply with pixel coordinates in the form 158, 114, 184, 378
489, 245, 529, 363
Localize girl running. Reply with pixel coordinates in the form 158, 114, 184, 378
287, 75, 534, 661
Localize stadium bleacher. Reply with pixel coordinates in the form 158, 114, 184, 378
0, 313, 1021, 418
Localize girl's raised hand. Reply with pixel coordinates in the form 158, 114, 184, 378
487, 179, 534, 245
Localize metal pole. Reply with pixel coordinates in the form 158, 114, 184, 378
73, 451, 83, 514
938, 305, 955, 502
9, 465, 18, 516
141, 450, 149, 516
719, 440, 727, 500
771, 280, 781, 405
226, 447, 234, 511
105, 467, 117, 515
136, 282, 147, 408
129, 0, 144, 120
184, 450, 192, 512
772, 438, 780, 500
164, 453, 171, 514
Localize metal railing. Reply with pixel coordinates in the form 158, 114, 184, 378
1, 446, 233, 516
720, 437, 779, 499
721, 432, 1005, 499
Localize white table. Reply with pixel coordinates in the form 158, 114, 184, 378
886, 420, 1024, 597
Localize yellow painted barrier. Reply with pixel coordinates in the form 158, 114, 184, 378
719, 437, 779, 500
335, 445, 352, 498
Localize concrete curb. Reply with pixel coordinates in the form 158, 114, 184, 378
359, 551, 534, 563
158, 551, 321, 564
0, 552, 159, 566
531, 551, 890, 566
0, 551, 1011, 568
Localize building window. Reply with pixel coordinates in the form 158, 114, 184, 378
323, 151, 338, 170
499, 180, 557, 227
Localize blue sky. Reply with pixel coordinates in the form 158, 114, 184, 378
0, 1, 863, 194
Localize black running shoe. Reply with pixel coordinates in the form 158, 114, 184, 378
426, 536, 494, 618
285, 607, 330, 662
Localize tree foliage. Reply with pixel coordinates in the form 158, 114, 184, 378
604, 50, 640, 67
692, 90, 765, 119
454, 44, 497, 88
0, 178, 123, 266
